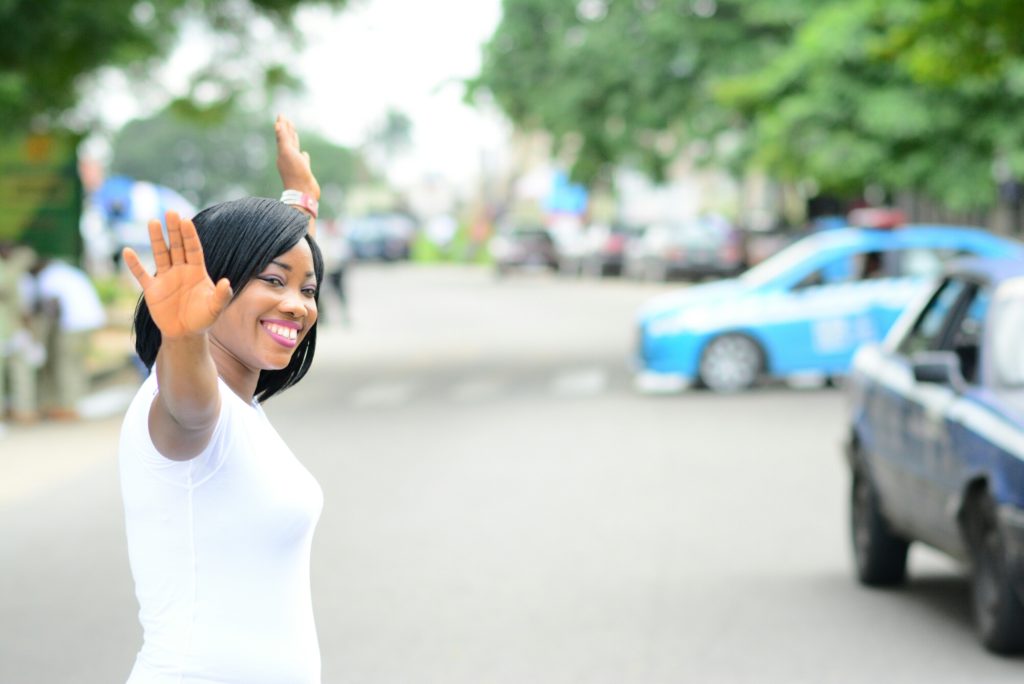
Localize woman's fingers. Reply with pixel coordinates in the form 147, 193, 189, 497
276, 114, 298, 151
122, 248, 152, 289
166, 211, 186, 264
210, 278, 233, 315
180, 216, 204, 266
148, 219, 170, 273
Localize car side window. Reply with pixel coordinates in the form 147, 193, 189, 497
891, 248, 970, 278
898, 278, 969, 356
792, 255, 857, 289
944, 286, 990, 385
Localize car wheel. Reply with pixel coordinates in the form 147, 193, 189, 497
850, 470, 909, 586
698, 334, 762, 392
964, 493, 1024, 654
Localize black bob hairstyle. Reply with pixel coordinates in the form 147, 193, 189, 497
133, 196, 324, 403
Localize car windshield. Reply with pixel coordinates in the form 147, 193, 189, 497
991, 292, 1024, 387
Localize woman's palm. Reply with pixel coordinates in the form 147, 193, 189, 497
123, 213, 233, 339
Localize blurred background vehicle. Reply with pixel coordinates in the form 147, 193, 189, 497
576, 222, 645, 277
846, 257, 1024, 654
345, 213, 416, 261
489, 224, 559, 276
623, 215, 746, 282
634, 225, 1024, 393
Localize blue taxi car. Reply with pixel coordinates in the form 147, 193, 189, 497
846, 258, 1024, 653
634, 226, 1024, 392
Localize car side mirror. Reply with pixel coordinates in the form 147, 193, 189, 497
911, 351, 964, 389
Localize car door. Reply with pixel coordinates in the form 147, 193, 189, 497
867, 277, 971, 534
914, 283, 992, 548
768, 250, 883, 376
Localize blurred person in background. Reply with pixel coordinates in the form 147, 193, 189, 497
1, 243, 44, 425
117, 115, 326, 683
22, 254, 106, 420
319, 217, 352, 326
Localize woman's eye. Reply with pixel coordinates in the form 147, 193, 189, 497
302, 287, 318, 297
260, 276, 284, 286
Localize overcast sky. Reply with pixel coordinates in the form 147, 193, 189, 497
292, 0, 508, 186
87, 0, 508, 189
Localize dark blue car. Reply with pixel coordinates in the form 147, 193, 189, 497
846, 257, 1024, 653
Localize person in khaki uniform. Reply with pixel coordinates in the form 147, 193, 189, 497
0, 242, 41, 423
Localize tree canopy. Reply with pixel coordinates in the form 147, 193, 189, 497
470, 0, 1024, 212
0, 0, 346, 128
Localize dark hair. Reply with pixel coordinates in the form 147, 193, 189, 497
133, 197, 324, 403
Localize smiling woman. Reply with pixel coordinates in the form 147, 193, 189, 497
117, 116, 328, 684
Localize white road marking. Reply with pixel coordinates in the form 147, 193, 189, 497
551, 367, 609, 397
350, 382, 416, 408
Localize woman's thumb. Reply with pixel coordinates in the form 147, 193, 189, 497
212, 278, 233, 312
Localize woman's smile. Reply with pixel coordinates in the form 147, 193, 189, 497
261, 319, 301, 347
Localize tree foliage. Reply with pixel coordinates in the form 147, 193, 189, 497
0, 0, 346, 128
110, 108, 366, 209
471, 0, 1024, 212
470, 0, 791, 184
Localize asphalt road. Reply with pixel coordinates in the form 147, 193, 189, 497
2, 263, 1022, 683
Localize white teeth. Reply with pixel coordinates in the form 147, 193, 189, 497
265, 323, 298, 341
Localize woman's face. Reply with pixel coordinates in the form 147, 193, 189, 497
210, 239, 319, 372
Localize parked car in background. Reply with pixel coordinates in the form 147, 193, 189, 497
634, 225, 1024, 393
345, 213, 416, 261
623, 215, 745, 281
845, 257, 1024, 654
577, 222, 644, 277
489, 224, 559, 276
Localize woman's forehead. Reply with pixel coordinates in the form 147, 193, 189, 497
272, 239, 314, 267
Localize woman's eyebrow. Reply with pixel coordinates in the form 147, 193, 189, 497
269, 260, 314, 278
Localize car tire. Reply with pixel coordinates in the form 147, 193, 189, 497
698, 333, 762, 392
850, 470, 909, 586
964, 493, 1024, 654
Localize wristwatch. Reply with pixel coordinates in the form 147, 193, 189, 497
280, 189, 319, 219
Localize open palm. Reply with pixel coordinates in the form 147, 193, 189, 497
123, 212, 233, 339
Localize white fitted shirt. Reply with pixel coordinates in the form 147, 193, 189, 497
119, 373, 323, 683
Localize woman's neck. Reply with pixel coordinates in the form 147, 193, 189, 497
208, 338, 259, 404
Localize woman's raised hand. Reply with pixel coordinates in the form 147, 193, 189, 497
275, 114, 320, 201
123, 212, 233, 339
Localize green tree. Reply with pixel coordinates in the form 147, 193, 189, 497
0, 0, 347, 128
719, 0, 1024, 212
110, 108, 367, 209
471, 0, 1024, 215
468, 0, 795, 184
367, 108, 413, 162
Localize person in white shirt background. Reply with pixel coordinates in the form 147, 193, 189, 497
22, 254, 106, 419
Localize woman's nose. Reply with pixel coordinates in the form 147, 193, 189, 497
280, 288, 310, 316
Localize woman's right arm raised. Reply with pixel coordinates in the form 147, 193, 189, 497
123, 212, 233, 461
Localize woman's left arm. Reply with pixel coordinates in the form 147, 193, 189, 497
275, 114, 320, 239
